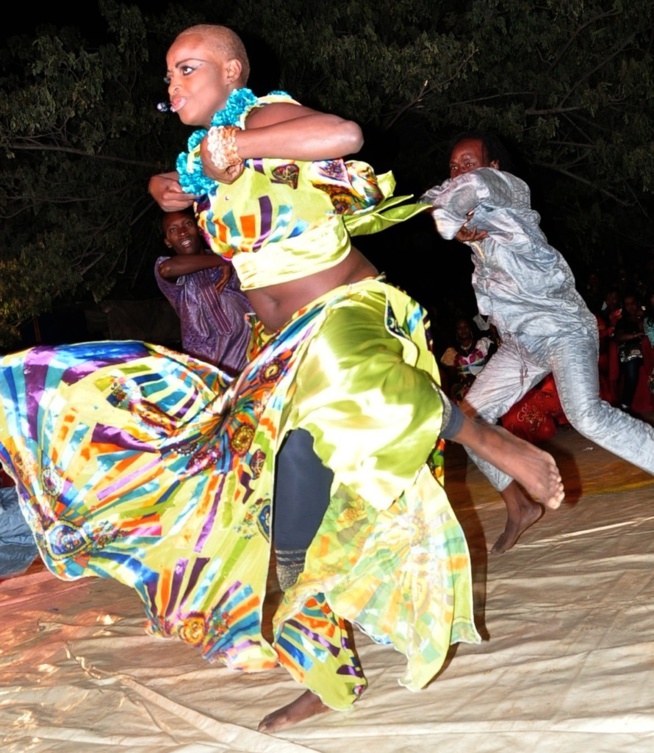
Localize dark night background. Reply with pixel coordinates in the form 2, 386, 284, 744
1, 0, 652, 350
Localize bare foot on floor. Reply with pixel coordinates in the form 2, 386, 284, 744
258, 689, 331, 733
454, 418, 564, 509
491, 481, 544, 553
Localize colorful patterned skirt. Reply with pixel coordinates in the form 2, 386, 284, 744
0, 280, 478, 709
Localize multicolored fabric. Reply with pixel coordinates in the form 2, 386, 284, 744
195, 95, 427, 290
441, 337, 494, 402
441, 338, 494, 377
0, 279, 478, 710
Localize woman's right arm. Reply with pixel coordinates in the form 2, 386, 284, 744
149, 171, 197, 211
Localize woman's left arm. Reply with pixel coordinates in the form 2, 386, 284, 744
200, 103, 363, 183
237, 103, 363, 160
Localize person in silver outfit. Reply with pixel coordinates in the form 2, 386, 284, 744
422, 133, 654, 553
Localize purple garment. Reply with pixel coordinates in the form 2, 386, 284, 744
155, 257, 252, 374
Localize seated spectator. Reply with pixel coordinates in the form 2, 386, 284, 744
644, 291, 654, 398
582, 271, 605, 316
0, 467, 38, 578
440, 318, 496, 402
602, 287, 623, 335
613, 293, 646, 413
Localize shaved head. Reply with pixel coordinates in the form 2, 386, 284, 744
176, 25, 250, 85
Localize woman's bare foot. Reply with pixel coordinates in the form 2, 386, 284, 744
453, 418, 564, 509
257, 690, 331, 734
491, 481, 544, 553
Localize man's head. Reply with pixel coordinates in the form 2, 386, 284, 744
162, 211, 203, 256
448, 132, 511, 179
165, 25, 250, 127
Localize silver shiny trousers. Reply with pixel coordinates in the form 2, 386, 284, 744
462, 330, 654, 491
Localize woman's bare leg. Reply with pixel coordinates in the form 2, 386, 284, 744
453, 416, 564, 507
451, 417, 563, 552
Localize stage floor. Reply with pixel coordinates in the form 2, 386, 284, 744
2, 425, 654, 752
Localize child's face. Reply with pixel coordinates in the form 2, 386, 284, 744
165, 34, 235, 128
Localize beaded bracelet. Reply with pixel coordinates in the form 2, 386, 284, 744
207, 125, 242, 170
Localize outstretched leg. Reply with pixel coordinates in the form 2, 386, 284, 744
452, 416, 564, 511
450, 413, 561, 552
269, 431, 335, 731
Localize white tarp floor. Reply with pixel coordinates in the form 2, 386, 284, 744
2, 425, 653, 753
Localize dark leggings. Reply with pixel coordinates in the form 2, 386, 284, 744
271, 397, 459, 589
273, 429, 332, 590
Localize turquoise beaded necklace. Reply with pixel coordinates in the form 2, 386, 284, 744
176, 87, 287, 195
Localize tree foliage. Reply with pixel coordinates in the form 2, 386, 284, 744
0, 1, 186, 344
1, 0, 652, 345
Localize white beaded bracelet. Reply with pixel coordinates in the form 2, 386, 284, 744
207, 125, 242, 170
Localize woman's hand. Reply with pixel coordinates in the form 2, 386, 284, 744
149, 172, 197, 211
200, 135, 245, 185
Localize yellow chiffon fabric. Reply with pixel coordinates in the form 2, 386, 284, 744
283, 282, 448, 507
273, 280, 479, 707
